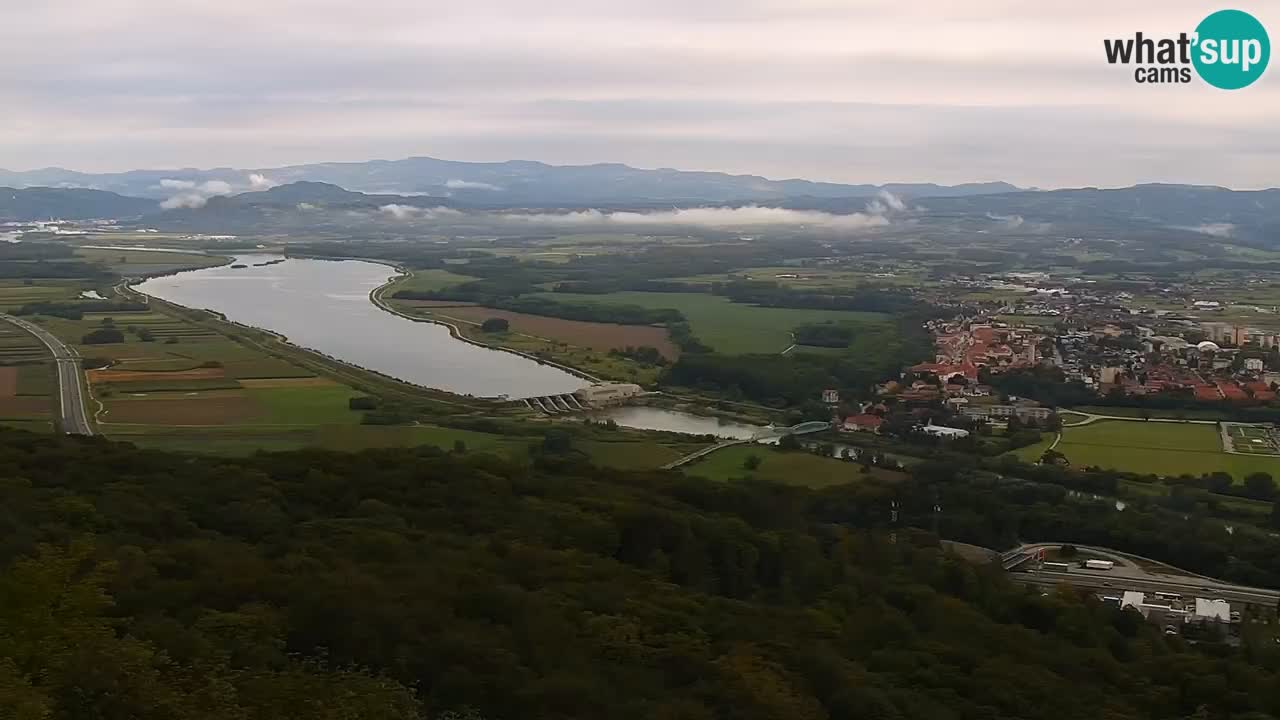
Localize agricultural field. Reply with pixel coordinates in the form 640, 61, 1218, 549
683, 444, 907, 487
73, 247, 226, 276
1037, 419, 1280, 480
530, 291, 891, 355
424, 305, 680, 359
0, 364, 54, 429
0, 280, 83, 311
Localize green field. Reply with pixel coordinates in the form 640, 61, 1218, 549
1049, 420, 1280, 479
74, 247, 226, 275
389, 269, 475, 293
531, 291, 890, 354
683, 444, 906, 487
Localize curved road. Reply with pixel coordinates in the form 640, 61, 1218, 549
1, 314, 93, 435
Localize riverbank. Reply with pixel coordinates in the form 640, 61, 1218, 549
369, 270, 603, 386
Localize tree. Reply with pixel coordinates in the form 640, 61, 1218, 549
1244, 472, 1276, 501
452, 439, 467, 454
480, 318, 510, 333
743, 454, 762, 471
1060, 544, 1079, 558
777, 434, 802, 451
541, 429, 573, 454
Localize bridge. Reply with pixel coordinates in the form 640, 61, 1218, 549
661, 420, 832, 470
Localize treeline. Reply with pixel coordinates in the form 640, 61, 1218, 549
713, 280, 926, 315
793, 322, 854, 348
394, 287, 685, 326
14, 299, 148, 320
0, 261, 108, 279
4, 429, 1280, 718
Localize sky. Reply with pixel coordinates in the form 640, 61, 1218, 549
1, 0, 1277, 188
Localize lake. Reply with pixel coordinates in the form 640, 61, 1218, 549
135, 254, 588, 399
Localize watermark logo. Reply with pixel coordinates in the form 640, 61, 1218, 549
1104, 9, 1269, 89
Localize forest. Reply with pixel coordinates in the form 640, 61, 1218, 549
3, 428, 1280, 719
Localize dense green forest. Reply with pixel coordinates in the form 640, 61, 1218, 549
3, 429, 1280, 718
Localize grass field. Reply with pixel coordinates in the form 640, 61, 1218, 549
1043, 420, 1280, 479
531, 291, 890, 355
684, 444, 907, 487
389, 269, 475, 293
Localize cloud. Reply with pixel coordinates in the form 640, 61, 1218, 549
378, 204, 462, 220
987, 213, 1025, 229
1186, 222, 1235, 238
248, 173, 277, 190
445, 178, 501, 191
157, 175, 259, 210
878, 190, 906, 212
160, 193, 210, 209
500, 205, 890, 231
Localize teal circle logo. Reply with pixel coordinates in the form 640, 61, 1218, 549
1193, 9, 1270, 89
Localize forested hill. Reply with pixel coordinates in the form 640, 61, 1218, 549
3, 429, 1280, 719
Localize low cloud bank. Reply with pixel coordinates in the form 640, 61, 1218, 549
502, 205, 890, 230
378, 204, 463, 220
1186, 222, 1235, 238
445, 179, 501, 191
158, 174, 278, 209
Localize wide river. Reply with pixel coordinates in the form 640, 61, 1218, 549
136, 254, 588, 399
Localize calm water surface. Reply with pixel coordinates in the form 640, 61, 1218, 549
136, 255, 587, 399
589, 406, 763, 439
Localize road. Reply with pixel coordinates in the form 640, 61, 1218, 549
1007, 542, 1280, 607
1, 314, 94, 435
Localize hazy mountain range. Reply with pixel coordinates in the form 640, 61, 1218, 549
0, 157, 1276, 248
0, 156, 1019, 205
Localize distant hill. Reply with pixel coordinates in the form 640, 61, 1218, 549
0, 187, 155, 221
0, 157, 1022, 204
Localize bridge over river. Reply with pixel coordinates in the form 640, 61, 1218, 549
660, 421, 832, 470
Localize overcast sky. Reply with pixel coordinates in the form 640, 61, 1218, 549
1, 0, 1276, 188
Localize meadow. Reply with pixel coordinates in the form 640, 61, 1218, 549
531, 291, 890, 355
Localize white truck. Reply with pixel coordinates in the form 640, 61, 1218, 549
1085, 559, 1115, 571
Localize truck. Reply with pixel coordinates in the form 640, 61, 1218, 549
1085, 559, 1115, 571
1042, 562, 1071, 572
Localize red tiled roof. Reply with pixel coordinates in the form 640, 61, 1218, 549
844, 414, 883, 429
1194, 386, 1222, 401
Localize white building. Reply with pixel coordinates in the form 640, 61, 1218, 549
1193, 598, 1231, 623
574, 383, 643, 407
920, 422, 970, 439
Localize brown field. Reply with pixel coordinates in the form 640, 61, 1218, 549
436, 306, 680, 359
0, 367, 16, 398
0, 396, 51, 418
88, 367, 225, 383
101, 394, 261, 425
239, 377, 339, 388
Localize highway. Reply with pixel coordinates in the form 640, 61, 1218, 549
1012, 569, 1280, 607
1, 314, 94, 435
1005, 542, 1280, 607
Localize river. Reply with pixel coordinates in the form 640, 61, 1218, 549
135, 254, 588, 399
588, 406, 763, 439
